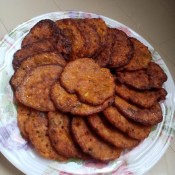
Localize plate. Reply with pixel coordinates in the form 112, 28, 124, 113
0, 11, 175, 175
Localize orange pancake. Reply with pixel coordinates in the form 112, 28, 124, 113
10, 51, 66, 90
87, 114, 139, 148
22, 19, 59, 47
15, 65, 63, 111
60, 58, 115, 106
51, 82, 113, 116
71, 117, 122, 161
115, 96, 163, 125
103, 106, 152, 140
13, 39, 56, 70
25, 111, 66, 160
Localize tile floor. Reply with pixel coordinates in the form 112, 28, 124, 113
0, 0, 175, 174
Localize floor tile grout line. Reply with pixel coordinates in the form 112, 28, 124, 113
52, 0, 63, 11
169, 145, 175, 152
0, 18, 8, 33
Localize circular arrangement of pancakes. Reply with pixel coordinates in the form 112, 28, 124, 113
10, 17, 168, 162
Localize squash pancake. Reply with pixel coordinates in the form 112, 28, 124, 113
15, 65, 63, 111
118, 37, 151, 71
108, 29, 133, 68
75, 19, 100, 57
22, 19, 59, 47
87, 114, 139, 148
60, 58, 115, 106
56, 19, 84, 60
25, 112, 66, 160
116, 62, 167, 90
103, 106, 152, 140
17, 103, 31, 140
84, 18, 107, 48
95, 28, 116, 67
48, 111, 87, 159
13, 39, 56, 70
51, 82, 113, 116
115, 82, 167, 108
10, 51, 66, 90
115, 96, 163, 125
71, 117, 122, 161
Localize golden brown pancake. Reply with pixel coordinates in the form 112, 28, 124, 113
56, 29, 72, 59
22, 19, 59, 47
10, 52, 66, 90
25, 111, 66, 160
118, 37, 151, 71
94, 28, 116, 67
13, 39, 56, 70
115, 82, 167, 108
71, 117, 123, 161
51, 82, 113, 116
87, 114, 139, 148
15, 65, 63, 111
115, 96, 163, 125
17, 103, 31, 140
108, 29, 133, 68
116, 62, 167, 90
103, 106, 152, 140
56, 19, 84, 60
84, 18, 108, 48
48, 111, 84, 159
60, 58, 115, 105
75, 19, 100, 57
148, 62, 168, 88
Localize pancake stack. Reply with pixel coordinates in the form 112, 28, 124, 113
10, 18, 167, 162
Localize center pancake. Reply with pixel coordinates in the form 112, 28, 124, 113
60, 58, 115, 106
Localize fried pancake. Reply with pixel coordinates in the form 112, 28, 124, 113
48, 111, 86, 159
108, 29, 133, 68
17, 103, 31, 140
71, 97, 113, 116
116, 62, 167, 90
15, 65, 63, 111
60, 58, 115, 105
115, 96, 163, 125
148, 62, 168, 88
51, 82, 113, 116
115, 83, 167, 108
117, 69, 149, 90
56, 19, 84, 60
84, 18, 107, 48
25, 111, 66, 160
95, 28, 116, 67
87, 114, 139, 148
103, 106, 152, 140
71, 117, 122, 161
56, 29, 72, 59
13, 39, 56, 70
21, 19, 59, 47
75, 19, 100, 57
118, 37, 151, 71
10, 52, 66, 90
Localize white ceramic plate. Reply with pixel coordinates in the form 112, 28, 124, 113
0, 11, 175, 175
